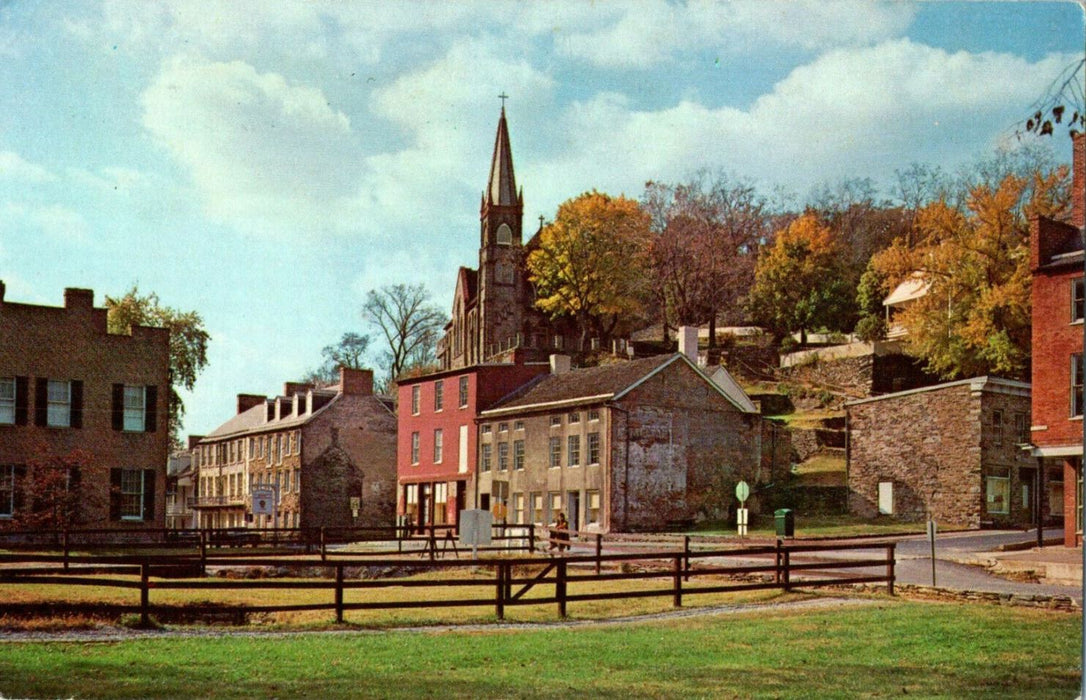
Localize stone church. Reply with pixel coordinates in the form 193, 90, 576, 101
436, 107, 578, 371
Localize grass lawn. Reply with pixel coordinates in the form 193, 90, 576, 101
0, 599, 1078, 699
691, 513, 928, 538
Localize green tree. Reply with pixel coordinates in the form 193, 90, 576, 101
527, 191, 652, 348
362, 284, 446, 387
105, 287, 209, 449
747, 213, 853, 347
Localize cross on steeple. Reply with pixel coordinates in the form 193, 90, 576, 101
498, 91, 509, 108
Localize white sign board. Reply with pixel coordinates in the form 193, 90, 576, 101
458, 509, 493, 547
735, 480, 750, 504
737, 507, 749, 537
252, 488, 275, 515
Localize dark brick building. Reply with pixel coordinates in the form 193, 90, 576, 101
191, 368, 396, 531
1030, 133, 1085, 546
847, 377, 1035, 528
0, 284, 170, 529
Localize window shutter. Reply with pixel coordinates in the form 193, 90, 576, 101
12, 465, 26, 514
70, 380, 83, 429
142, 469, 156, 522
34, 378, 47, 427
145, 385, 158, 433
14, 376, 27, 426
112, 384, 124, 431
109, 468, 122, 521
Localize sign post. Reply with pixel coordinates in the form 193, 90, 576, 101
735, 480, 750, 537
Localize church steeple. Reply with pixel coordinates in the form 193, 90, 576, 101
485, 105, 520, 209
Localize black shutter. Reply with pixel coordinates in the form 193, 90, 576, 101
14, 376, 27, 426
70, 380, 83, 429
34, 378, 47, 427
109, 468, 121, 521
145, 386, 157, 433
142, 469, 156, 522
112, 384, 124, 431
12, 465, 26, 514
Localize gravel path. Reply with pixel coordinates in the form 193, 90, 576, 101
0, 595, 879, 644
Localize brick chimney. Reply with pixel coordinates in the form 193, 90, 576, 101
237, 394, 266, 415
677, 325, 699, 364
339, 367, 374, 396
0, 280, 5, 303
284, 382, 314, 397
64, 287, 94, 310
549, 354, 571, 375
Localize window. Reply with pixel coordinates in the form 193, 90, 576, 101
514, 420, 524, 431
411, 385, 420, 415
586, 490, 600, 526
459, 376, 469, 408
498, 442, 509, 471
513, 492, 525, 524
47, 380, 71, 427
550, 415, 562, 428
433, 429, 443, 463
588, 409, 600, 422
293, 469, 301, 493
498, 422, 508, 433
481, 443, 492, 472
532, 493, 544, 524
411, 432, 420, 464
513, 440, 525, 470
549, 437, 561, 468
548, 492, 562, 520
283, 469, 291, 493
124, 386, 145, 431
434, 380, 444, 411
1073, 354, 1084, 418
986, 475, 1010, 515
1014, 413, 1028, 444
481, 424, 492, 434
587, 432, 600, 465
568, 411, 580, 424
0, 378, 14, 425
991, 409, 1004, 447
495, 223, 513, 245
567, 435, 580, 467
248, 438, 255, 459
1074, 277, 1084, 322
120, 469, 148, 520
0, 465, 14, 517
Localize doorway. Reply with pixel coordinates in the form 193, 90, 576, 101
566, 490, 580, 531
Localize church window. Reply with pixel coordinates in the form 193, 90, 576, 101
496, 223, 512, 245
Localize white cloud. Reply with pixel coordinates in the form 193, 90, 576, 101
1, 202, 89, 241
0, 151, 55, 183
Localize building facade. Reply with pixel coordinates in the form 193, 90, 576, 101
192, 368, 396, 531
847, 377, 1037, 528
0, 284, 170, 529
395, 357, 549, 530
1030, 133, 1085, 546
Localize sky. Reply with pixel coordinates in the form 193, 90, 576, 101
0, 0, 1083, 438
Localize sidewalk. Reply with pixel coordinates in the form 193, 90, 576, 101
987, 546, 1084, 586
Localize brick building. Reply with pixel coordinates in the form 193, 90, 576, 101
847, 377, 1036, 528
396, 357, 548, 531
1030, 133, 1085, 545
475, 346, 788, 533
0, 284, 170, 529
191, 368, 396, 531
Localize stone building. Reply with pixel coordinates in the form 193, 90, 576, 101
191, 368, 396, 531
475, 345, 788, 533
1029, 132, 1084, 546
847, 377, 1035, 528
165, 446, 196, 530
0, 283, 170, 529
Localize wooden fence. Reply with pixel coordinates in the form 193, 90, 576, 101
0, 538, 895, 626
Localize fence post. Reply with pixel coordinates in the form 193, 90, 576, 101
528, 523, 535, 554
683, 535, 690, 582
334, 564, 344, 623
320, 527, 327, 562
673, 555, 683, 608
595, 534, 602, 576
495, 562, 505, 621
886, 543, 896, 596
556, 559, 567, 618
783, 547, 791, 592
774, 538, 782, 585
140, 563, 150, 628
428, 527, 436, 561
63, 529, 70, 571
199, 531, 207, 576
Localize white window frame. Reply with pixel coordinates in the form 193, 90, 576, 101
458, 376, 469, 408
587, 432, 600, 465
1073, 277, 1084, 323
433, 428, 443, 463
567, 435, 581, 467
122, 385, 146, 432
411, 431, 420, 464
549, 437, 561, 468
47, 379, 71, 428
411, 385, 420, 415
120, 468, 146, 521
986, 475, 1010, 515
0, 377, 14, 425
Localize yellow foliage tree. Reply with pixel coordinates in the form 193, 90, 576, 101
527, 191, 652, 349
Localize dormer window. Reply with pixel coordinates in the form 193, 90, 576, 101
496, 223, 512, 245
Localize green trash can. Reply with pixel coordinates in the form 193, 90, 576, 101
774, 508, 794, 537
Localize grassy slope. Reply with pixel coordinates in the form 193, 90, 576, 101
0, 600, 1078, 699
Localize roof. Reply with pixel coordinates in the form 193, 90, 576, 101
883, 274, 930, 307
203, 390, 339, 441
708, 365, 758, 413
481, 353, 755, 416
845, 376, 1030, 408
486, 107, 518, 207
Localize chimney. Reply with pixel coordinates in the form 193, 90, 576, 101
64, 287, 94, 310
678, 325, 699, 363
549, 354, 571, 375
340, 367, 374, 396
284, 381, 314, 397
237, 394, 266, 415
0, 280, 5, 303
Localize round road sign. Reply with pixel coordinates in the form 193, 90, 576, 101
735, 480, 750, 503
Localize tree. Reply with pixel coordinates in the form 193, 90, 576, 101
105, 287, 209, 450
643, 174, 768, 347
747, 213, 853, 346
8, 444, 99, 531
303, 332, 371, 386
870, 163, 1071, 380
1019, 58, 1085, 138
362, 284, 446, 387
527, 191, 653, 348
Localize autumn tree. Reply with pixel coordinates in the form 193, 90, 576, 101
362, 283, 447, 387
871, 163, 1071, 380
1019, 58, 1085, 138
105, 287, 209, 450
303, 332, 371, 386
643, 174, 768, 347
527, 191, 653, 348
7, 445, 100, 531
747, 213, 853, 346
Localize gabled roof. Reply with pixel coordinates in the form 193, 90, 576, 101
485, 106, 518, 208
884, 274, 930, 307
480, 353, 755, 416
203, 390, 339, 441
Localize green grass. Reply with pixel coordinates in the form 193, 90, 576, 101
0, 599, 1077, 698
693, 513, 927, 538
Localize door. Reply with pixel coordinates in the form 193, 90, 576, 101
418, 483, 431, 532
566, 490, 581, 532
877, 481, 893, 515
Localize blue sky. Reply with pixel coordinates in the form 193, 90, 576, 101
0, 1, 1082, 438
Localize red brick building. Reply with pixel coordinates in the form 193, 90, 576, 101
192, 368, 397, 531
1030, 134, 1085, 546
0, 284, 170, 529
396, 357, 548, 530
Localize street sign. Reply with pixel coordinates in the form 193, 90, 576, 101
252, 487, 274, 515
735, 480, 750, 504
737, 507, 749, 537
458, 509, 493, 547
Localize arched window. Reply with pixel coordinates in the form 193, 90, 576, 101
495, 223, 513, 245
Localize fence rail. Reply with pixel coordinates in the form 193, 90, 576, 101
0, 536, 895, 626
